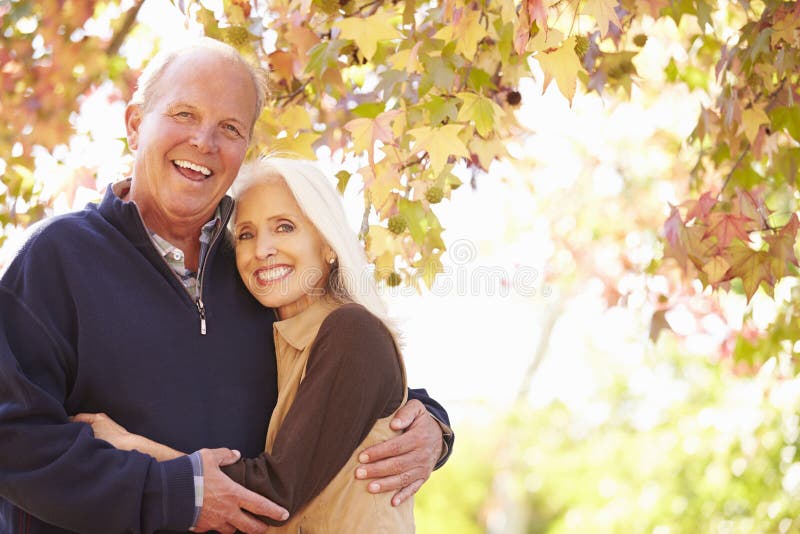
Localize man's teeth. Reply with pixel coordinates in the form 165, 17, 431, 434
257, 266, 292, 282
174, 160, 211, 176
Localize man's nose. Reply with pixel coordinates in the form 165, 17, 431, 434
190, 124, 218, 153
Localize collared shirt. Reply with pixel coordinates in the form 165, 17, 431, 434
148, 214, 221, 300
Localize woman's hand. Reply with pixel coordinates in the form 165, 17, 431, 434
71, 412, 135, 450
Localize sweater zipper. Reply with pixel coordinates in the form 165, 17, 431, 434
130, 201, 230, 336
195, 224, 223, 336
194, 200, 233, 336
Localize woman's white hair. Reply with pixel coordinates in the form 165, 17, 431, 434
231, 158, 398, 338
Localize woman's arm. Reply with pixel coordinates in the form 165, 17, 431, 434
71, 412, 185, 461
222, 304, 404, 522
76, 304, 403, 525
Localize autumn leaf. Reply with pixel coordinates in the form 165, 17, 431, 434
435, 8, 487, 59
536, 36, 583, 104
360, 164, 402, 217
527, 0, 548, 32
344, 110, 402, 166
664, 204, 685, 250
764, 213, 800, 278
702, 255, 731, 285
704, 211, 753, 249
582, 0, 622, 38
408, 124, 470, 174
684, 191, 716, 223
726, 242, 774, 302
456, 92, 505, 138
334, 9, 402, 61
742, 106, 770, 144
513, 2, 531, 56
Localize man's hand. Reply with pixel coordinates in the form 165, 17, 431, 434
355, 399, 443, 506
192, 448, 288, 534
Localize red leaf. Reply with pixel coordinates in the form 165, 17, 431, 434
527, 0, 548, 31
705, 212, 753, 249
684, 191, 716, 223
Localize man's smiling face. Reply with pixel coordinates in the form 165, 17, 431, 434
125, 48, 257, 228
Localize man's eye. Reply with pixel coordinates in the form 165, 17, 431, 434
175, 111, 192, 118
224, 124, 242, 136
237, 231, 254, 240
276, 223, 294, 233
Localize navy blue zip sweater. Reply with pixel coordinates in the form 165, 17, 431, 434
0, 186, 452, 533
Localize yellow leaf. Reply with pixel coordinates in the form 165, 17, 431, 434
391, 42, 423, 73
344, 110, 402, 166
469, 137, 508, 170
453, 9, 488, 59
413, 251, 444, 289
582, 0, 621, 38
277, 105, 312, 134
334, 10, 402, 60
742, 107, 769, 144
269, 132, 319, 159
457, 92, 505, 138
361, 164, 402, 217
408, 125, 470, 174
536, 36, 582, 104
528, 28, 563, 53
701, 256, 731, 285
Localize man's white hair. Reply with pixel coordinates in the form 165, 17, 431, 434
231, 158, 399, 338
129, 37, 269, 136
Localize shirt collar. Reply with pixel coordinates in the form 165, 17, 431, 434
273, 296, 339, 350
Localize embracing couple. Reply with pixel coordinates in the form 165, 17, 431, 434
0, 38, 453, 533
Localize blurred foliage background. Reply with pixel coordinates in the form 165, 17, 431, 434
2, 0, 800, 532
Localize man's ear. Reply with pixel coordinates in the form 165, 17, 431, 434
125, 104, 142, 151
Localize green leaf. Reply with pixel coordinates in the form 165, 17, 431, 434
336, 170, 351, 194
398, 198, 428, 244
456, 92, 504, 138
305, 39, 348, 77
421, 95, 459, 126
771, 106, 800, 142
351, 103, 386, 119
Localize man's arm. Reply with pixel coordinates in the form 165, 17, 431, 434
0, 286, 195, 533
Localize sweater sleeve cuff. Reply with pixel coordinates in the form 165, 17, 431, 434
429, 413, 455, 469
159, 455, 197, 531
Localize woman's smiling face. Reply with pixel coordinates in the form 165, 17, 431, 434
234, 177, 334, 319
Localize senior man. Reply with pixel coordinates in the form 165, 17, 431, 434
0, 38, 452, 534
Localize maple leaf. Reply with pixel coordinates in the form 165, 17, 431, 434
764, 213, 800, 278
527, 0, 548, 31
725, 242, 774, 302
701, 255, 731, 285
734, 187, 768, 231
684, 191, 716, 223
436, 8, 487, 59
408, 124, 470, 174
536, 36, 583, 104
344, 110, 402, 167
664, 204, 685, 249
360, 164, 402, 217
334, 9, 402, 60
513, 4, 531, 56
704, 211, 753, 249
582, 0, 622, 38
457, 92, 505, 138
741, 106, 769, 144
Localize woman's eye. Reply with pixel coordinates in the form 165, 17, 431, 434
175, 111, 192, 118
276, 223, 295, 233
237, 231, 254, 240
224, 124, 242, 136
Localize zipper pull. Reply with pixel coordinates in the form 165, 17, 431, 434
196, 298, 207, 335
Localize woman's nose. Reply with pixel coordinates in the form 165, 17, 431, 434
255, 235, 277, 260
